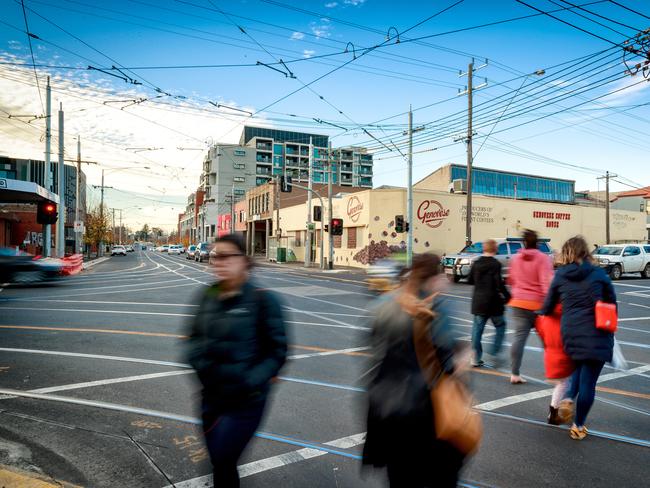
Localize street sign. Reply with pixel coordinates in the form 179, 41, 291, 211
74, 220, 84, 233
307, 223, 315, 231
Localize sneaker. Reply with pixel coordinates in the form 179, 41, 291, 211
570, 425, 588, 440
547, 406, 562, 425
471, 359, 485, 368
558, 399, 574, 424
510, 375, 527, 384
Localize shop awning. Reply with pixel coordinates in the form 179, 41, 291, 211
0, 178, 60, 204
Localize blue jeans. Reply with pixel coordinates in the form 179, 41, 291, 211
202, 399, 266, 488
472, 315, 506, 362
566, 360, 605, 427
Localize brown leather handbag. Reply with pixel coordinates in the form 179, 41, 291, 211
412, 314, 483, 456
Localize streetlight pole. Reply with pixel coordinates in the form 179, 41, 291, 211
43, 76, 52, 257
305, 136, 313, 268
56, 102, 65, 258
328, 142, 334, 270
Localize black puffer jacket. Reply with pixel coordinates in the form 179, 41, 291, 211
468, 256, 511, 317
540, 261, 616, 363
186, 280, 287, 407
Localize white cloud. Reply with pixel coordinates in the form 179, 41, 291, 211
310, 20, 332, 39
344, 0, 366, 5
0, 58, 263, 231
290, 31, 305, 41
303, 49, 316, 58
324, 2, 338, 7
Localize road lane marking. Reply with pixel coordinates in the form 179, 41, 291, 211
22, 299, 200, 307
291, 344, 371, 357
629, 303, 650, 309
0, 348, 191, 368
596, 386, 650, 400
288, 346, 371, 360
287, 320, 370, 331
0, 371, 193, 401
0, 325, 187, 338
276, 376, 364, 392
35, 282, 199, 300
165, 432, 366, 487
0, 307, 194, 317
143, 252, 211, 286
619, 316, 650, 321
615, 283, 650, 289
475, 364, 650, 411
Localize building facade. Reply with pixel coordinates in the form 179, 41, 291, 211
416, 163, 575, 203
610, 186, 650, 240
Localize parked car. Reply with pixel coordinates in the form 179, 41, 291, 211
593, 244, 650, 280
195, 242, 210, 262
111, 245, 127, 256
161, 245, 170, 253
168, 245, 182, 255
125, 245, 134, 252
0, 247, 63, 284
186, 245, 197, 260
178, 245, 186, 254
442, 237, 553, 283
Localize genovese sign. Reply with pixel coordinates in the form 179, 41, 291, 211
417, 200, 450, 228
347, 196, 364, 223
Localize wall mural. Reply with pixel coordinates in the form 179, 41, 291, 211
353, 213, 406, 265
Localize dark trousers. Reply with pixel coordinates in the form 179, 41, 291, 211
566, 360, 605, 427
202, 399, 266, 488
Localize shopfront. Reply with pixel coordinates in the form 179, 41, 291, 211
278, 188, 646, 269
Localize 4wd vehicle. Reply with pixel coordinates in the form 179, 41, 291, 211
442, 237, 553, 283
593, 244, 650, 280
111, 245, 127, 256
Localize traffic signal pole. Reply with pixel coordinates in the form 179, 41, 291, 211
407, 107, 413, 267
43, 76, 51, 257
56, 103, 65, 258
328, 142, 333, 270
305, 136, 313, 268
288, 179, 325, 270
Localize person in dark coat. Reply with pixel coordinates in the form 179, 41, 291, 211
468, 239, 511, 367
540, 236, 616, 440
362, 254, 465, 487
186, 234, 287, 487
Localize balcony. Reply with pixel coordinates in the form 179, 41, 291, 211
358, 167, 373, 175
256, 140, 272, 151
340, 152, 354, 161
360, 156, 373, 165
256, 166, 272, 176
341, 165, 353, 173
256, 177, 270, 186
256, 154, 272, 164
360, 177, 373, 187
286, 144, 299, 155
341, 176, 353, 185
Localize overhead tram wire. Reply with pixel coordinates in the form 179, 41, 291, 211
550, 0, 634, 37
19, 0, 44, 113
203, 0, 466, 150
607, 0, 650, 21
556, 0, 646, 32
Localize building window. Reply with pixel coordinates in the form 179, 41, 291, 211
294, 231, 301, 247
233, 176, 245, 182
334, 234, 342, 248
234, 162, 245, 169
211, 224, 216, 236
234, 149, 246, 156
347, 227, 357, 249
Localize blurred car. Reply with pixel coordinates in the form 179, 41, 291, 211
111, 245, 127, 256
178, 245, 186, 254
125, 245, 134, 252
366, 258, 404, 293
161, 245, 170, 253
186, 245, 197, 260
195, 242, 210, 262
168, 245, 182, 255
0, 247, 63, 284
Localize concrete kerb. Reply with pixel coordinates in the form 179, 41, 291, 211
81, 257, 109, 270
255, 259, 366, 277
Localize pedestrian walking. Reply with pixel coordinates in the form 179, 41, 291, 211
468, 239, 511, 368
540, 236, 616, 440
186, 234, 287, 487
507, 230, 554, 384
362, 254, 467, 488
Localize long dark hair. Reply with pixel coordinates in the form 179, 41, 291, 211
406, 253, 441, 286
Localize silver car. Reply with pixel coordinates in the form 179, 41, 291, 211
442, 237, 553, 283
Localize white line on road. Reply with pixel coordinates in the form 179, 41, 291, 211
0, 348, 191, 368
9, 299, 200, 307
614, 283, 650, 289
287, 320, 370, 332
619, 317, 650, 322
0, 307, 194, 318
288, 346, 370, 360
165, 432, 366, 487
0, 370, 193, 401
475, 364, 650, 411
629, 303, 650, 310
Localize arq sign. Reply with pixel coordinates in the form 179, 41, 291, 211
417, 200, 450, 228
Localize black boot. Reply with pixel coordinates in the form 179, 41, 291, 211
547, 406, 561, 425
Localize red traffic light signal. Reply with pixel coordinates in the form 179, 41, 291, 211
37, 201, 58, 224
331, 218, 343, 236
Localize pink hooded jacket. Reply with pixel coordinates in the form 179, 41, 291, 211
507, 248, 554, 308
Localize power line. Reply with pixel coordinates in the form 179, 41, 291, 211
608, 0, 650, 21
19, 0, 44, 113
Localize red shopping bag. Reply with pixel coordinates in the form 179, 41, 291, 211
595, 301, 617, 333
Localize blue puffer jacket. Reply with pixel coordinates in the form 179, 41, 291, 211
540, 261, 616, 363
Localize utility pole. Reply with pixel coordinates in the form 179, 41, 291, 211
459, 58, 487, 246
305, 136, 313, 268
119, 208, 123, 244
111, 208, 116, 245
75, 136, 82, 254
275, 176, 281, 239
407, 107, 414, 267
598, 171, 617, 244
328, 142, 334, 270
43, 76, 52, 257
56, 102, 65, 258
93, 170, 112, 256
230, 184, 235, 235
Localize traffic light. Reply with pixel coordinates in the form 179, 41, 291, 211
331, 218, 343, 236
313, 206, 322, 222
280, 175, 292, 192
405, 222, 410, 232
37, 201, 58, 224
395, 215, 405, 233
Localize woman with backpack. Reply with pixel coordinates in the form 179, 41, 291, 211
540, 236, 616, 440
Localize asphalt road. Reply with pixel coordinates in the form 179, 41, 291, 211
0, 250, 648, 488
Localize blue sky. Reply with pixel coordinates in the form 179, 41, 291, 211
1, 0, 649, 230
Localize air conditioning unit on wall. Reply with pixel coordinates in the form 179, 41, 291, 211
450, 179, 467, 194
